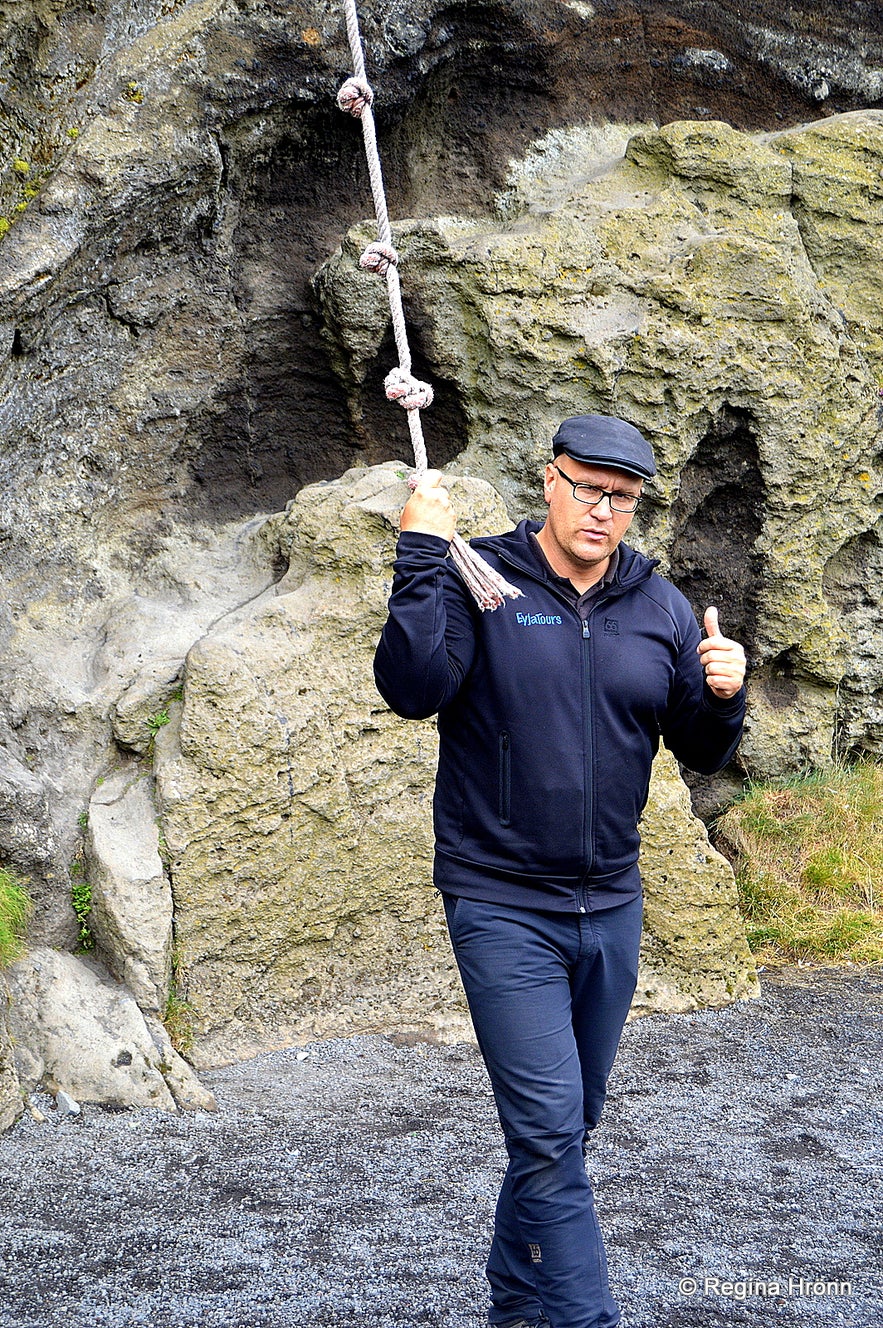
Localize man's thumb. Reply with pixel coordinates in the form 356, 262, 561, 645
704, 605, 720, 638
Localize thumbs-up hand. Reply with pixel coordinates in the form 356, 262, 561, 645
697, 606, 746, 700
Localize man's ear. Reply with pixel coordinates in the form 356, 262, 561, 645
542, 461, 556, 504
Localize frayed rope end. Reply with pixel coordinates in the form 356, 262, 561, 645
449, 532, 523, 612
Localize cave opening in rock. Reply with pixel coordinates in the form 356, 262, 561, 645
181, 112, 370, 521
355, 316, 468, 471
379, 2, 559, 219
179, 9, 570, 522
668, 404, 765, 662
668, 405, 765, 818
180, 87, 485, 520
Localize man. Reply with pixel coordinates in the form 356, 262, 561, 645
373, 414, 746, 1328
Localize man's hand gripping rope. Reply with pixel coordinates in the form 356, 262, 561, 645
401, 471, 457, 541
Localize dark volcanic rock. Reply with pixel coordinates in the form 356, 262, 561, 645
1, 2, 882, 539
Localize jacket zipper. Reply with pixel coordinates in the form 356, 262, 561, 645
501, 573, 606, 911
579, 616, 593, 913
486, 542, 630, 912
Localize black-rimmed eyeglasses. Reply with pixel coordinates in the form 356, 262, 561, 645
553, 464, 643, 513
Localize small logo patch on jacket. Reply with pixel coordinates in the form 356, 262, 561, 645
529, 1243, 543, 1263
515, 612, 563, 627
603, 618, 620, 635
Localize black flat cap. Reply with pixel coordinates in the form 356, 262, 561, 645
552, 414, 656, 479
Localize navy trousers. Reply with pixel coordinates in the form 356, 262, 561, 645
442, 892, 643, 1328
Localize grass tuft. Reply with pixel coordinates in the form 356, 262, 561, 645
0, 869, 32, 968
163, 989, 195, 1057
716, 760, 883, 965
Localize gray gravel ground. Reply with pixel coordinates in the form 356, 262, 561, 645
0, 964, 881, 1328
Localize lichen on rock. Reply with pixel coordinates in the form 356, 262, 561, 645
153, 464, 507, 1063
636, 749, 759, 1013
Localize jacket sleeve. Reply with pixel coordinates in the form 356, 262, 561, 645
659, 599, 746, 774
373, 531, 478, 719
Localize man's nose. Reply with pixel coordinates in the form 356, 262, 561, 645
590, 493, 614, 515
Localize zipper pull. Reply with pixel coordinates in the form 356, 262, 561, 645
582, 620, 591, 638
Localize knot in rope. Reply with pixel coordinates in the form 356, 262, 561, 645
336, 76, 374, 117
384, 367, 434, 412
359, 241, 399, 276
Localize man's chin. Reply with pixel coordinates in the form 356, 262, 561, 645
573, 539, 611, 565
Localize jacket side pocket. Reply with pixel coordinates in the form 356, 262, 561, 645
498, 731, 511, 826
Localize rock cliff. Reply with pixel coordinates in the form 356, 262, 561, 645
1, 0, 880, 1117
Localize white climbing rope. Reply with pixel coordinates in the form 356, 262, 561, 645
336, 0, 522, 611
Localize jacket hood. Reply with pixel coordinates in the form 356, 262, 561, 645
472, 519, 659, 593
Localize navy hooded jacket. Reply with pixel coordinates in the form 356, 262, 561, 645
374, 521, 746, 912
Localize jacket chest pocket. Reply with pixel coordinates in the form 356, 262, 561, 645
498, 731, 511, 826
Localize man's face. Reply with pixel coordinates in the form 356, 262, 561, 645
540, 456, 643, 576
